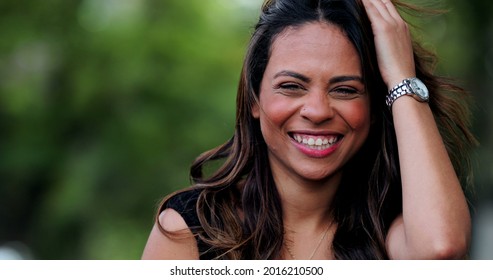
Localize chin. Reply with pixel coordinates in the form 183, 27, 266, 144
298, 168, 341, 184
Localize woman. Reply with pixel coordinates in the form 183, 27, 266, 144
142, 0, 476, 259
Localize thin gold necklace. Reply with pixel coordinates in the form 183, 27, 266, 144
284, 222, 332, 260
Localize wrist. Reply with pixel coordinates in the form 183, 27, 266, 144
386, 72, 416, 90
386, 77, 429, 109
391, 93, 430, 114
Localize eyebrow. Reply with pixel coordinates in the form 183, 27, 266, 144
274, 70, 363, 84
273, 70, 311, 83
329, 75, 363, 84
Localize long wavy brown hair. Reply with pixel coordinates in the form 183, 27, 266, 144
157, 0, 477, 259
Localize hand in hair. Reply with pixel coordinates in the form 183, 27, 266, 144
362, 0, 415, 89
362, 0, 471, 260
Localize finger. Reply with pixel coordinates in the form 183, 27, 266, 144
363, 0, 405, 26
362, 0, 395, 23
381, 0, 406, 23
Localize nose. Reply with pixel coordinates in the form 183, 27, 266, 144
300, 92, 335, 124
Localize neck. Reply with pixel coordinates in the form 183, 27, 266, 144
273, 169, 340, 229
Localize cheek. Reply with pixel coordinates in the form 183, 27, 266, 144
258, 94, 297, 127
343, 99, 371, 134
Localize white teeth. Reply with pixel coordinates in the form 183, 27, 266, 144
292, 133, 340, 149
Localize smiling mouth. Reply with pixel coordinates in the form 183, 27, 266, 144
290, 133, 342, 150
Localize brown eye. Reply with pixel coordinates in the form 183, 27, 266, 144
330, 87, 361, 99
274, 82, 306, 97
279, 83, 303, 90
334, 87, 357, 94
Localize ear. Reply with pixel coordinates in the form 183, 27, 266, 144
251, 102, 260, 119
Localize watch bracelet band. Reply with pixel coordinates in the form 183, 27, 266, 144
386, 79, 411, 108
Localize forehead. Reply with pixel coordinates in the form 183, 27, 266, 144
275, 21, 347, 41
268, 22, 361, 73
272, 21, 355, 55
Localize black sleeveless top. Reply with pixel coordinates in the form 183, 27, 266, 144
164, 189, 219, 259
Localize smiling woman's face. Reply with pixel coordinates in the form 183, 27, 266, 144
252, 21, 371, 185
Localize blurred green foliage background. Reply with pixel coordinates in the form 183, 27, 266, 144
1, 0, 492, 259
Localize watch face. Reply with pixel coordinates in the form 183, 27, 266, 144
410, 78, 429, 101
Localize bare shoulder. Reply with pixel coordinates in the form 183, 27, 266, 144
159, 208, 190, 231
141, 208, 200, 260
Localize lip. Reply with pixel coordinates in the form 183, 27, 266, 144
288, 131, 343, 158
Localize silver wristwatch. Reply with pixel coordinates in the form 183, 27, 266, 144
386, 77, 429, 109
